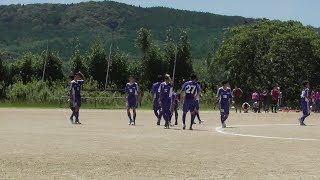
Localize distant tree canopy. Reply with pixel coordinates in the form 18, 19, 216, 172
213, 20, 320, 105
0, 1, 252, 59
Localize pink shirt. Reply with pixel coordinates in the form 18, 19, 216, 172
316, 92, 320, 100
252, 92, 259, 101
310, 91, 316, 100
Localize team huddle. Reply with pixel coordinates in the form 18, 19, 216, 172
67, 71, 313, 128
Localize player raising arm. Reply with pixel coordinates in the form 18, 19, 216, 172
216, 80, 233, 128
181, 74, 200, 130
125, 75, 139, 125
70, 71, 85, 124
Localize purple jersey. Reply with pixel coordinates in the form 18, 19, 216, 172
181, 81, 200, 101
71, 80, 84, 100
125, 82, 139, 98
217, 87, 232, 105
301, 87, 310, 103
151, 82, 161, 101
159, 82, 171, 104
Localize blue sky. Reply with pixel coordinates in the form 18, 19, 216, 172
1, 0, 319, 27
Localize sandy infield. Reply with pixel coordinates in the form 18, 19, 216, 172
0, 108, 320, 179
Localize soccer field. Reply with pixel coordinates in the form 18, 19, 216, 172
0, 108, 320, 179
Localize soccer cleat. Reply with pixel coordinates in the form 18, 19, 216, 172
75, 121, 82, 125
222, 122, 227, 128
131, 121, 136, 126
298, 118, 303, 126
301, 123, 307, 126
199, 120, 204, 124
193, 121, 196, 124
70, 118, 74, 124
189, 126, 193, 130
157, 120, 160, 126
183, 124, 186, 130
128, 120, 132, 125
174, 121, 178, 126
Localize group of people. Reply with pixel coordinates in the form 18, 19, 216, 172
66, 71, 317, 128
232, 86, 283, 114
128, 73, 205, 130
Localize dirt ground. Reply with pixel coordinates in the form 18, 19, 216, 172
0, 108, 320, 180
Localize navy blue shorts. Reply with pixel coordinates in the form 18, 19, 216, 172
127, 97, 137, 108
73, 98, 81, 108
183, 100, 196, 113
220, 104, 230, 115
301, 101, 310, 115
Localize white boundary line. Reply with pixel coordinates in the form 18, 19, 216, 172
215, 124, 320, 141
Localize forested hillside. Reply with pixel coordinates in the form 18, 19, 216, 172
0, 1, 252, 59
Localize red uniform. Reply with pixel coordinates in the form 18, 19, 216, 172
271, 89, 279, 103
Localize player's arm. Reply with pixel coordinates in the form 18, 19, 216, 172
180, 83, 187, 104
158, 84, 163, 106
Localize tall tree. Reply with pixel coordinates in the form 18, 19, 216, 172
109, 50, 128, 88
214, 20, 320, 105
88, 41, 107, 89
71, 44, 88, 77
175, 30, 193, 87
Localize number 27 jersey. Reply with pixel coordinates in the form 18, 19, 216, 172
181, 81, 200, 101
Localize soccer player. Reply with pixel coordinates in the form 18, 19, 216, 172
232, 85, 243, 113
194, 81, 204, 124
299, 81, 311, 126
70, 71, 85, 124
216, 80, 233, 128
151, 75, 163, 125
251, 90, 260, 113
159, 74, 172, 129
170, 92, 180, 126
181, 74, 200, 130
125, 75, 139, 125
271, 86, 280, 113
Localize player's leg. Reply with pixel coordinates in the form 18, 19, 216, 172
182, 102, 189, 130
132, 108, 136, 125
189, 103, 196, 130
174, 108, 178, 125
73, 99, 81, 124
299, 102, 310, 126
127, 107, 132, 125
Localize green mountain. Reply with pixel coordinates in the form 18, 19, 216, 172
0, 1, 253, 60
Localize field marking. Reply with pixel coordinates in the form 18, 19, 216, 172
215, 124, 320, 141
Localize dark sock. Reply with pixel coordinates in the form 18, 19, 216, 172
175, 111, 178, 122
196, 113, 201, 121
133, 112, 136, 122
154, 110, 159, 119
127, 111, 132, 121
182, 113, 186, 125
75, 112, 79, 122
70, 111, 75, 120
220, 114, 224, 123
190, 114, 196, 128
